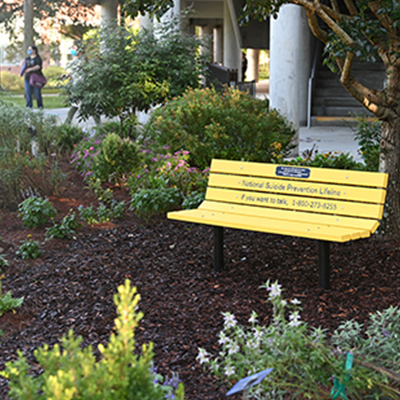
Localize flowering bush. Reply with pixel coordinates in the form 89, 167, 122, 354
127, 145, 209, 219
198, 281, 400, 399
71, 132, 140, 183
144, 87, 295, 170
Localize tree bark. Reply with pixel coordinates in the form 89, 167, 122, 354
23, 0, 34, 55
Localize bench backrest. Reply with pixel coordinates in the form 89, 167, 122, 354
204, 159, 388, 233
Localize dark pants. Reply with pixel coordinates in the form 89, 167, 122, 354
25, 78, 43, 109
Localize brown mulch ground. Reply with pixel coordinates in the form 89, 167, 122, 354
0, 161, 399, 400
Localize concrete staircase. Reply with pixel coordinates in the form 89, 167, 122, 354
311, 59, 386, 125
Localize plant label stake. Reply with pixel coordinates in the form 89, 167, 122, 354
226, 368, 273, 398
331, 352, 354, 400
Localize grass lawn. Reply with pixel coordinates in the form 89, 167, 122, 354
1, 88, 68, 109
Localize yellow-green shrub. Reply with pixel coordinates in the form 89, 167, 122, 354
144, 86, 295, 170
1, 280, 185, 400
0, 71, 24, 91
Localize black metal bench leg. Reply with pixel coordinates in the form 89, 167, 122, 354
213, 226, 224, 271
318, 240, 330, 289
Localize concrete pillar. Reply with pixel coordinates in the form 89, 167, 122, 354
199, 25, 212, 61
269, 4, 313, 155
223, 0, 241, 80
247, 49, 260, 82
140, 13, 153, 32
213, 26, 223, 64
101, 0, 118, 22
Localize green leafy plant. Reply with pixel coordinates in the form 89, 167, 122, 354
110, 199, 126, 219
96, 203, 112, 223
0, 279, 24, 317
78, 204, 98, 225
46, 211, 81, 239
199, 280, 400, 399
1, 279, 185, 400
16, 235, 41, 260
351, 116, 381, 172
130, 187, 181, 222
144, 86, 295, 170
17, 196, 57, 228
0, 254, 9, 269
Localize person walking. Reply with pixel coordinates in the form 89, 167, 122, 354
22, 45, 44, 109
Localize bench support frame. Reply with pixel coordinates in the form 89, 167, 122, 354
318, 240, 330, 289
213, 227, 332, 289
214, 227, 224, 271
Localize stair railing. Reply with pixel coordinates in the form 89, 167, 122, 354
307, 41, 322, 128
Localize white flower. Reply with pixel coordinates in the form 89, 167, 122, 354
246, 339, 259, 349
291, 298, 301, 305
267, 281, 282, 298
196, 348, 210, 364
248, 311, 258, 324
218, 331, 229, 345
252, 326, 264, 341
224, 365, 235, 376
222, 312, 237, 329
281, 299, 287, 307
227, 341, 240, 354
289, 311, 301, 327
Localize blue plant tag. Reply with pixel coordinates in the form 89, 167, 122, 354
226, 368, 273, 396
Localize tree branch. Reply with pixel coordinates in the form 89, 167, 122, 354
314, 2, 354, 47
305, 8, 328, 43
343, 0, 358, 16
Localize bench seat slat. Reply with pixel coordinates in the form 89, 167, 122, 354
208, 174, 387, 204
168, 209, 370, 242
199, 200, 380, 233
211, 159, 389, 188
206, 187, 384, 219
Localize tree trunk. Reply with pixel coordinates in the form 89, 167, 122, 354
379, 120, 400, 237
23, 0, 34, 55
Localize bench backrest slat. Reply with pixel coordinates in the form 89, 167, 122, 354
210, 159, 389, 188
206, 159, 388, 222
208, 174, 386, 204
206, 187, 385, 219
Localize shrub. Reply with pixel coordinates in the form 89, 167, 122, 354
42, 65, 66, 88
1, 279, 185, 400
199, 280, 400, 399
0, 101, 65, 209
71, 132, 140, 183
144, 86, 295, 170
53, 123, 85, 154
18, 196, 57, 228
0, 71, 24, 91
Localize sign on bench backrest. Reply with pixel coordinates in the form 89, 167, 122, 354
207, 159, 388, 221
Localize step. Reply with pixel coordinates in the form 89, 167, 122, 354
312, 105, 374, 117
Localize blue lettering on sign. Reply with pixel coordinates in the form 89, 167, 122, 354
276, 166, 310, 179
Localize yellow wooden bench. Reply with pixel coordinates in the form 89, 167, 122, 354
168, 159, 388, 289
